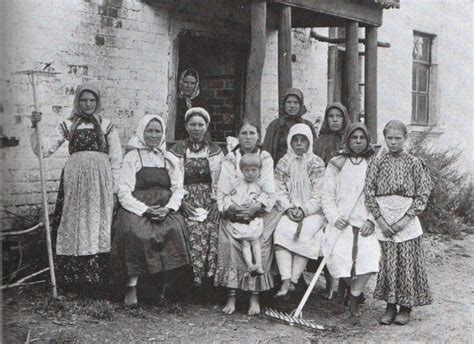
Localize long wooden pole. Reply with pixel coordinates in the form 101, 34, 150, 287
345, 21, 360, 122
29, 74, 58, 298
365, 26, 378, 143
245, 0, 267, 128
278, 5, 292, 108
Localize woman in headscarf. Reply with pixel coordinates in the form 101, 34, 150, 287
169, 107, 224, 289
29, 83, 122, 293
365, 120, 433, 325
111, 115, 190, 307
262, 88, 318, 166
273, 123, 326, 297
314, 102, 351, 166
322, 123, 380, 319
215, 120, 278, 316
174, 69, 208, 140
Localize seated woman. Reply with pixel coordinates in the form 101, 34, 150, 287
365, 120, 433, 326
169, 107, 224, 288
215, 120, 278, 316
111, 115, 190, 307
174, 69, 208, 140
273, 123, 326, 297
263, 88, 317, 166
314, 102, 351, 165
29, 83, 122, 294
322, 123, 380, 318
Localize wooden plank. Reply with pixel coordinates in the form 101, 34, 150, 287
245, 0, 267, 128
278, 5, 292, 108
345, 21, 359, 122
269, 0, 383, 27
365, 26, 378, 142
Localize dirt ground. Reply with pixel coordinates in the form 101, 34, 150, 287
3, 233, 473, 343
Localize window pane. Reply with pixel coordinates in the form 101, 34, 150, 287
413, 34, 431, 62
418, 66, 429, 92
412, 93, 417, 122
412, 66, 417, 91
417, 94, 429, 124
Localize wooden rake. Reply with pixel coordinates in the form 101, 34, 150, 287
265, 188, 365, 330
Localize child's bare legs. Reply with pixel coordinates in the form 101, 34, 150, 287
241, 240, 254, 271
222, 289, 236, 314
275, 246, 292, 297
248, 291, 260, 315
290, 253, 308, 287
251, 240, 264, 275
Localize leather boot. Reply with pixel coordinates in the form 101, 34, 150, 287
379, 303, 397, 325
394, 306, 411, 325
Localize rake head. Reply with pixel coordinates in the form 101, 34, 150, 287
264, 308, 326, 331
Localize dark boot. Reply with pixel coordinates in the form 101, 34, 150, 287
348, 293, 360, 317
332, 282, 347, 315
379, 303, 397, 325
394, 306, 411, 325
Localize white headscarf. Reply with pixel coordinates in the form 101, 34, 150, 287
128, 114, 167, 152
286, 123, 314, 207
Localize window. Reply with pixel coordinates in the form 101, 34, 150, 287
412, 32, 433, 125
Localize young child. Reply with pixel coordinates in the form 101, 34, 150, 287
220, 153, 266, 276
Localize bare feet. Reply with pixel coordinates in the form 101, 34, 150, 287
248, 293, 260, 316
124, 286, 138, 308
275, 279, 291, 298
222, 290, 236, 315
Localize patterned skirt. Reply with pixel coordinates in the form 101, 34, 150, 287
183, 182, 219, 286
373, 237, 433, 307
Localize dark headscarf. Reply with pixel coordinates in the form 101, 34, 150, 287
279, 88, 308, 118
68, 83, 106, 152
314, 102, 351, 165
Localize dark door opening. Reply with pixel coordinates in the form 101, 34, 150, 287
176, 33, 248, 142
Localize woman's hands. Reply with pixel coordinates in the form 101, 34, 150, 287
181, 200, 197, 218
224, 202, 263, 223
287, 207, 304, 222
360, 220, 375, 237
144, 205, 170, 222
31, 111, 42, 128
207, 201, 220, 222
391, 215, 411, 233
334, 217, 349, 230
377, 216, 396, 238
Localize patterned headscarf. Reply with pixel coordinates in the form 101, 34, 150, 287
128, 114, 167, 153
341, 122, 375, 157
68, 83, 106, 152
285, 123, 315, 206
178, 68, 200, 109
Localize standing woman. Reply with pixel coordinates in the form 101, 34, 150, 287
111, 115, 190, 307
322, 123, 380, 318
29, 83, 122, 292
169, 107, 224, 287
365, 120, 433, 325
263, 88, 317, 166
215, 120, 278, 316
174, 69, 208, 140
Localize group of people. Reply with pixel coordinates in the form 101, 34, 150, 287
29, 81, 433, 326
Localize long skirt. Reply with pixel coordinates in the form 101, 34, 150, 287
214, 208, 283, 292
373, 237, 433, 307
183, 182, 219, 286
53, 151, 113, 286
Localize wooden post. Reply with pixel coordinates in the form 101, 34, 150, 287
365, 26, 378, 143
345, 21, 359, 122
278, 5, 292, 108
245, 0, 266, 128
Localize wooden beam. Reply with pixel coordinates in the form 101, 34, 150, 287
365, 26, 378, 143
278, 5, 292, 109
310, 30, 390, 48
245, 0, 267, 128
269, 0, 383, 27
345, 21, 359, 122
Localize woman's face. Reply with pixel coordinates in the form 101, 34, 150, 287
238, 124, 259, 152
78, 91, 98, 116
284, 95, 301, 117
185, 114, 208, 142
384, 128, 406, 153
349, 129, 368, 154
290, 134, 310, 156
327, 108, 344, 132
181, 75, 197, 97
143, 120, 163, 149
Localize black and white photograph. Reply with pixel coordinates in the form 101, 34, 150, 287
1, 0, 472, 342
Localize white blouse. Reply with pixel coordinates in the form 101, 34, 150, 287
30, 118, 122, 193
117, 149, 186, 216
